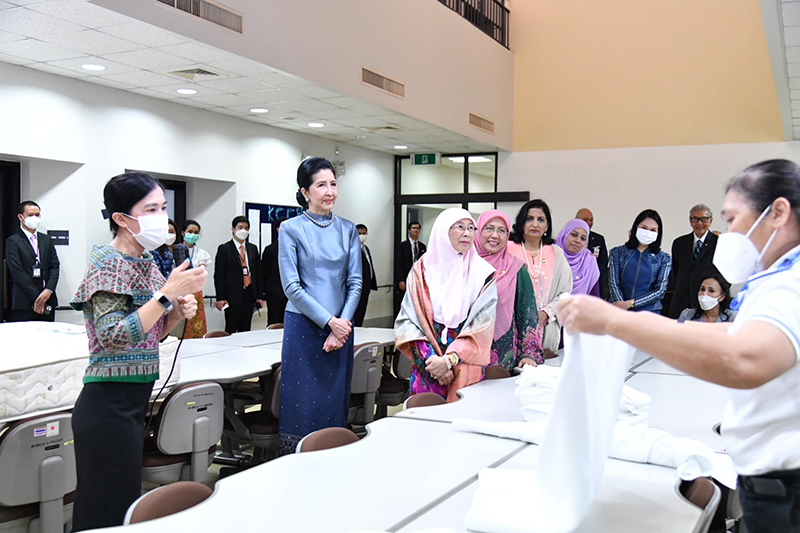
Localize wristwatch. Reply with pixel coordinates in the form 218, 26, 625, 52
152, 291, 174, 313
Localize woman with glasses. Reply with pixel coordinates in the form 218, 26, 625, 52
395, 208, 497, 402
556, 219, 601, 297
475, 209, 543, 372
506, 200, 573, 357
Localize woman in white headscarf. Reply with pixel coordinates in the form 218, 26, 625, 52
394, 208, 497, 402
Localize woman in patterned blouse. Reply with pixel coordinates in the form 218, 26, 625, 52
69, 172, 206, 531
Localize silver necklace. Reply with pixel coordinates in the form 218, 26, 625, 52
303, 210, 334, 228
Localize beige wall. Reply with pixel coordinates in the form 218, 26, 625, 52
510, 0, 785, 151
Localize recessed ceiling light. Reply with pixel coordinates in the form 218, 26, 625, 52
308, 122, 325, 128
249, 108, 268, 114
394, 145, 408, 150
81, 63, 106, 72
176, 88, 197, 95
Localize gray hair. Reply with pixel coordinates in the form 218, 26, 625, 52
689, 204, 712, 218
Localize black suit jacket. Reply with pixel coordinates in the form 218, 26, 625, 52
5, 229, 59, 310
588, 231, 608, 275
261, 240, 286, 301
395, 239, 426, 288
667, 231, 719, 318
361, 245, 378, 292
214, 240, 263, 305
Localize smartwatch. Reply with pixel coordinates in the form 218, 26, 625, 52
152, 291, 174, 313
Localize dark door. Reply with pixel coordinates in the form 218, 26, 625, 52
0, 161, 21, 322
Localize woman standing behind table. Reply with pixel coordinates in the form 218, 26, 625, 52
69, 172, 206, 530
506, 200, 573, 357
608, 209, 671, 313
278, 157, 362, 455
556, 219, 601, 297
677, 271, 737, 324
152, 219, 189, 280
395, 208, 497, 402
181, 219, 212, 338
475, 209, 543, 372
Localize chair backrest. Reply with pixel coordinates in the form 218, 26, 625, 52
677, 478, 722, 533
125, 481, 212, 524
393, 350, 412, 380
203, 330, 230, 338
296, 427, 359, 453
351, 343, 383, 395
266, 324, 284, 330
484, 366, 511, 380
270, 365, 282, 419
404, 392, 447, 410
153, 382, 224, 455
0, 412, 76, 507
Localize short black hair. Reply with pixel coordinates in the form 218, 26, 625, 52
727, 159, 800, 223
275, 217, 288, 229
699, 270, 732, 313
18, 201, 40, 216
182, 219, 201, 233
407, 220, 421, 231
624, 209, 664, 253
511, 199, 555, 245
296, 157, 335, 207
103, 172, 163, 236
356, 224, 368, 232
231, 215, 249, 229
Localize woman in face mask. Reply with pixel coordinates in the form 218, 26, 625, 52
151, 219, 189, 280
677, 271, 737, 323
68, 172, 207, 531
180, 219, 211, 338
608, 209, 672, 313
558, 159, 800, 533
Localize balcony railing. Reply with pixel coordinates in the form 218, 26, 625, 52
439, 0, 509, 48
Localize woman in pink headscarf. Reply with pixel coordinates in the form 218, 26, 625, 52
556, 219, 601, 297
476, 210, 544, 371
394, 208, 497, 402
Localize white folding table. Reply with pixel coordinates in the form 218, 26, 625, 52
176, 347, 282, 385
632, 357, 686, 376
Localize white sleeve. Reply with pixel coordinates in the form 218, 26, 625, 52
743, 278, 800, 361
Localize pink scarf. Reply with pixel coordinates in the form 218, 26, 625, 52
423, 208, 495, 333
475, 210, 523, 341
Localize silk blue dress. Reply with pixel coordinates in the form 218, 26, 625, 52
277, 211, 362, 454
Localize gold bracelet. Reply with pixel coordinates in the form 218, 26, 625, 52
447, 353, 459, 367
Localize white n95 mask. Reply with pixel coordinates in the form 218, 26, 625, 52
636, 227, 658, 246
713, 206, 778, 284
234, 229, 249, 241
124, 213, 169, 251
698, 294, 721, 311
24, 216, 41, 231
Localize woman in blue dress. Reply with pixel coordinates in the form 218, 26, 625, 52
278, 157, 362, 455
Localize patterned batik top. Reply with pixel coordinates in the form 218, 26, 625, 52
490, 267, 544, 372
70, 244, 167, 383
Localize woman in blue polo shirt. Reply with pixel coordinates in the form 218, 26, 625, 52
558, 159, 800, 533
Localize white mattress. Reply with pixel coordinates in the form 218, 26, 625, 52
0, 322, 180, 424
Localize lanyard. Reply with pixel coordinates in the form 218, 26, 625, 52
730, 249, 800, 310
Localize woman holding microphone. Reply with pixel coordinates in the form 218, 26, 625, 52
558, 159, 800, 532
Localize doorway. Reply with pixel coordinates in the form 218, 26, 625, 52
0, 161, 21, 322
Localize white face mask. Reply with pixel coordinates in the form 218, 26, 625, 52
234, 229, 249, 241
636, 227, 658, 246
713, 205, 778, 284
123, 213, 169, 251
23, 215, 41, 231
698, 294, 721, 311
165, 233, 176, 246
359, 234, 367, 245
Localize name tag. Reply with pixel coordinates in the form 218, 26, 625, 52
32, 263, 42, 279
592, 247, 600, 258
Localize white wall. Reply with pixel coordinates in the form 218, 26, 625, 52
0, 62, 395, 324
498, 143, 800, 251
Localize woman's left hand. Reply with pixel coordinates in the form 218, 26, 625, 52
323, 332, 345, 353
518, 357, 538, 367
437, 369, 454, 386
175, 295, 197, 320
425, 355, 449, 379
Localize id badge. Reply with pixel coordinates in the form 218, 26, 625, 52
32, 264, 42, 279
242, 267, 249, 276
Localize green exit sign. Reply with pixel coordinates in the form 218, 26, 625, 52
411, 153, 441, 166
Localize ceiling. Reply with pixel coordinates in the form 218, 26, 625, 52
0, 0, 499, 155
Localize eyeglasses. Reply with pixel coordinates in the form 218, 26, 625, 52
450, 223, 477, 234
690, 217, 711, 224
482, 225, 508, 237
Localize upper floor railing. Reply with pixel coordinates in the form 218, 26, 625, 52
439, 0, 509, 48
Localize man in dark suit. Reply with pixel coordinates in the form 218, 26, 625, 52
353, 224, 378, 327
394, 220, 426, 315
5, 201, 60, 322
214, 215, 263, 333
666, 204, 720, 319
576, 208, 609, 299
261, 217, 288, 326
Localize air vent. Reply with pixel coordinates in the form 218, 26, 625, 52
167, 67, 223, 81
361, 67, 405, 99
363, 125, 401, 133
156, 0, 243, 33
469, 113, 495, 135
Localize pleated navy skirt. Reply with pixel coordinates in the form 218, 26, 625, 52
278, 311, 354, 455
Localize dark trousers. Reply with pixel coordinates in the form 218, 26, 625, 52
353, 290, 371, 327
224, 287, 255, 334
739, 472, 800, 532
9, 308, 56, 322
71, 381, 154, 531
266, 296, 287, 326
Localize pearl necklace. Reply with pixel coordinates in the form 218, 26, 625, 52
303, 210, 334, 228
523, 240, 544, 279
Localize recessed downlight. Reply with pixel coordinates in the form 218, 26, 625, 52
176, 88, 197, 95
249, 108, 268, 114
81, 63, 106, 71
394, 145, 408, 150
308, 122, 325, 128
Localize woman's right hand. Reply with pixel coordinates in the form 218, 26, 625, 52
328, 317, 352, 340
557, 295, 621, 336
162, 260, 207, 300
538, 310, 550, 326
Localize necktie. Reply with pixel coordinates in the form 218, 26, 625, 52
693, 240, 702, 262
413, 241, 419, 262
30, 234, 39, 260
240, 244, 251, 288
